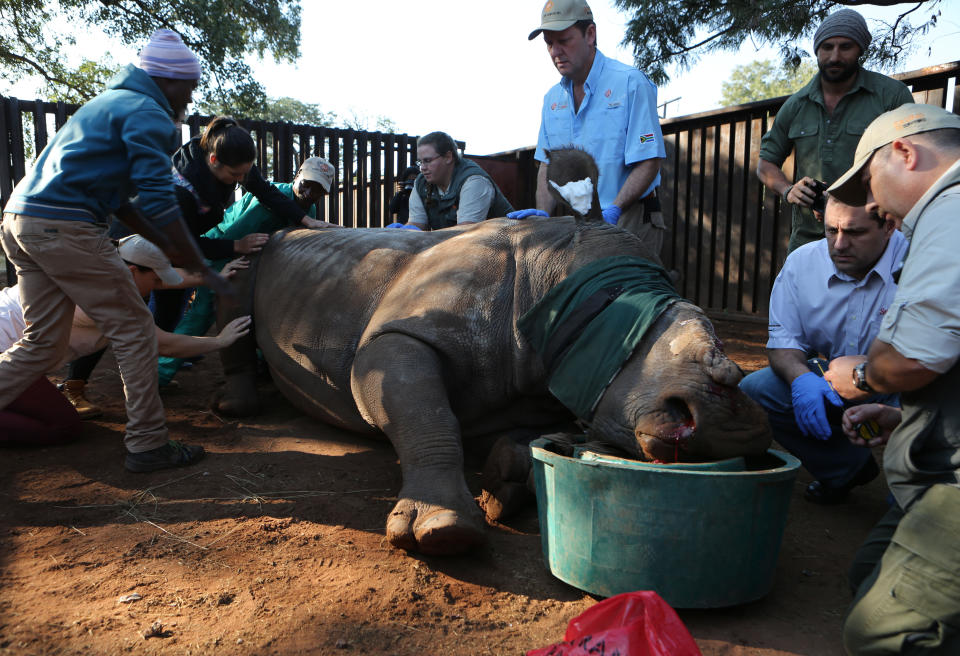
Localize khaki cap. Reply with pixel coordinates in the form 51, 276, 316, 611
118, 235, 183, 286
298, 156, 336, 192
829, 104, 960, 205
528, 0, 594, 40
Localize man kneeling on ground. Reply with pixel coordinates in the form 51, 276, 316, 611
739, 194, 906, 504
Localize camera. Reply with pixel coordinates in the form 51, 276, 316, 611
808, 179, 828, 214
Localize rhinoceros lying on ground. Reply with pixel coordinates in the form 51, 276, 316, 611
215, 151, 771, 556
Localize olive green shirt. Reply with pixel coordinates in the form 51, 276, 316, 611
759, 69, 914, 252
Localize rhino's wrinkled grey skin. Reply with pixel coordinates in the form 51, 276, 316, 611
216, 217, 771, 555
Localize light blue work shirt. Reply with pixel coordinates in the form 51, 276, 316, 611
535, 49, 665, 207
767, 230, 908, 358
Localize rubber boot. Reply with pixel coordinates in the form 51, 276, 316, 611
60, 379, 102, 419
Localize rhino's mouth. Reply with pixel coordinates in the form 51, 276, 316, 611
635, 396, 697, 463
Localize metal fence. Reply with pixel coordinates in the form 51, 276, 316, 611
474, 61, 959, 317
0, 105, 426, 228
3, 61, 959, 312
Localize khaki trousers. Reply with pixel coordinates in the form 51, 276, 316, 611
0, 214, 168, 452
618, 197, 666, 262
844, 484, 960, 655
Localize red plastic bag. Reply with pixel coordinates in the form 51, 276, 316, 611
527, 591, 702, 656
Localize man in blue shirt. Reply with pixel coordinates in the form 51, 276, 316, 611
515, 0, 666, 254
739, 195, 905, 503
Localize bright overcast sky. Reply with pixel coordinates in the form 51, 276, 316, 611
250, 0, 958, 154
4, 0, 958, 156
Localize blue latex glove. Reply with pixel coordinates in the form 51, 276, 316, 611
385, 222, 421, 230
791, 372, 843, 440
506, 208, 549, 220
601, 205, 622, 225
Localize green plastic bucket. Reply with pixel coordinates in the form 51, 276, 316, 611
530, 438, 801, 608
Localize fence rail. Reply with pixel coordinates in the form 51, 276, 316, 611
3, 61, 959, 312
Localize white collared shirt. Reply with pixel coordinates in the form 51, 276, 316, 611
767, 231, 908, 358
0, 285, 25, 352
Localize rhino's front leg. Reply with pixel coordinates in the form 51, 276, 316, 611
214, 256, 260, 417
351, 334, 485, 555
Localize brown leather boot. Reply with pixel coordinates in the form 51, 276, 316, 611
60, 379, 102, 419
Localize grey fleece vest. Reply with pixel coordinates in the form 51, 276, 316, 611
414, 158, 514, 230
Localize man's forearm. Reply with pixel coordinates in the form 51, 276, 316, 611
114, 203, 171, 253
767, 348, 812, 384
156, 328, 221, 359
612, 158, 662, 210
865, 339, 940, 393
825, 340, 940, 400
158, 216, 211, 273
756, 158, 792, 197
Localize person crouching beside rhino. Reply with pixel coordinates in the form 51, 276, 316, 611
156, 156, 340, 388
394, 131, 514, 230
0, 235, 250, 459
739, 195, 905, 504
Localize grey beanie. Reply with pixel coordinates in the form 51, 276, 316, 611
813, 9, 871, 54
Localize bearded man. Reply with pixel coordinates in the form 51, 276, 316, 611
756, 9, 913, 252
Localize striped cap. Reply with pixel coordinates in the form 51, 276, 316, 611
139, 29, 202, 80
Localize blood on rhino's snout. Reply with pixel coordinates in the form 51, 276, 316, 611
633, 383, 771, 463
634, 395, 698, 462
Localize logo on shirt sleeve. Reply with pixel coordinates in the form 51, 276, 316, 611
639, 133, 656, 144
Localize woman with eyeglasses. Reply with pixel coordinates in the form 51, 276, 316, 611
406, 131, 513, 230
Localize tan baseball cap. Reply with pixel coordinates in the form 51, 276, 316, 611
298, 156, 336, 192
829, 104, 960, 205
117, 235, 183, 286
528, 0, 594, 40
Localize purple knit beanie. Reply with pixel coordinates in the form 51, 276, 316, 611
139, 29, 202, 80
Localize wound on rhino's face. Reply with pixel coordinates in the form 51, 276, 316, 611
588, 305, 772, 462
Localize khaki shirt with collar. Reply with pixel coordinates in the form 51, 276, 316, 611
759, 69, 914, 252
877, 158, 960, 373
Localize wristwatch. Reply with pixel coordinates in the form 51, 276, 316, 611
782, 184, 794, 202
852, 361, 875, 393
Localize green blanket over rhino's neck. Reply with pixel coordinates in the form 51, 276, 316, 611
518, 255, 680, 420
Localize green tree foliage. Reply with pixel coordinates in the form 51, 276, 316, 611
0, 0, 301, 116
719, 59, 819, 106
614, 0, 943, 84
198, 95, 337, 125
201, 96, 398, 134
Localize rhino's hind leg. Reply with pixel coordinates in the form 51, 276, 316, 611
352, 334, 485, 555
479, 433, 536, 523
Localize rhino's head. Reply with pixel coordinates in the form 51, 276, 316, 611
588, 302, 771, 462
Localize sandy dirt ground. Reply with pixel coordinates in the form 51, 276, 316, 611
0, 317, 891, 655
